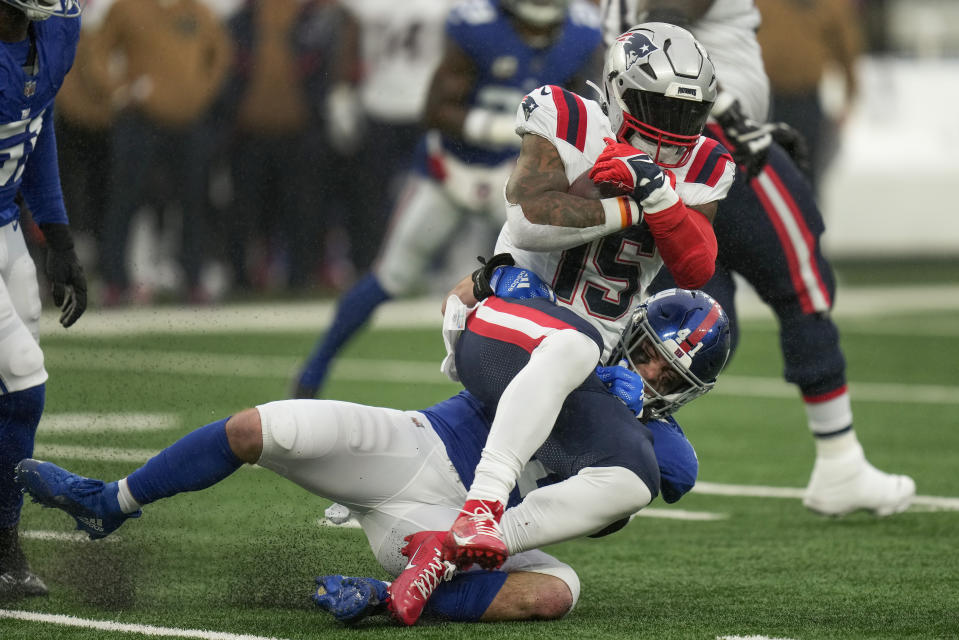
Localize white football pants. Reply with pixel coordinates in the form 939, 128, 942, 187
0, 220, 47, 393
254, 398, 579, 605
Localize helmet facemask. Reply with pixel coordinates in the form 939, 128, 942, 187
603, 24, 718, 168
608, 289, 731, 421
612, 309, 714, 420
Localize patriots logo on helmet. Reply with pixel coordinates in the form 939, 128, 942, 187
522, 95, 539, 121
618, 31, 658, 70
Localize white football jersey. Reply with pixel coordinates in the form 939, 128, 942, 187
494, 85, 735, 359
345, 0, 454, 123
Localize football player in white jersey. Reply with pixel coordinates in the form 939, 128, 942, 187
379, 23, 734, 618
600, 0, 916, 517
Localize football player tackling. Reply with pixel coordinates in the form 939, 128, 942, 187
383, 22, 734, 623
17, 273, 731, 625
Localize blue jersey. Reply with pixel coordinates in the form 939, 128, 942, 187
422, 0, 601, 170
0, 17, 80, 227
423, 390, 698, 506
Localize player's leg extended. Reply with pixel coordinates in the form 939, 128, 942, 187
293, 175, 461, 398
714, 144, 914, 515
449, 297, 602, 568
0, 224, 51, 598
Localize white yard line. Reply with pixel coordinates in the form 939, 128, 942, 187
21, 530, 119, 543
41, 346, 959, 406
634, 508, 728, 521
0, 609, 290, 640
693, 482, 959, 511
39, 413, 178, 433
30, 440, 958, 512
37, 284, 959, 337
31, 444, 159, 463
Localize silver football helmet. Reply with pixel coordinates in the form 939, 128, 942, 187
1, 0, 81, 20
500, 0, 570, 28
603, 23, 718, 167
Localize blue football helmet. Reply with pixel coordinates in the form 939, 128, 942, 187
608, 288, 730, 419
1, 0, 81, 20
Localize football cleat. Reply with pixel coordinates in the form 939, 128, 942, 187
14, 459, 141, 540
803, 445, 916, 517
0, 570, 48, 599
444, 499, 508, 570
387, 530, 456, 626
313, 574, 389, 623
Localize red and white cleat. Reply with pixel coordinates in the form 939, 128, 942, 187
386, 530, 456, 626
444, 499, 508, 570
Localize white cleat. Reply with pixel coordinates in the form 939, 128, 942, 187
803, 445, 915, 517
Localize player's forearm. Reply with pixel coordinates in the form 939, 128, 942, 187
646, 201, 718, 289
515, 191, 607, 228
504, 194, 638, 252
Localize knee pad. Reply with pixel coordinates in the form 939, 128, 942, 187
0, 326, 47, 393
257, 400, 339, 460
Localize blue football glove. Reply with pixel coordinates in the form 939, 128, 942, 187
313, 574, 389, 623
490, 265, 556, 303
595, 359, 644, 416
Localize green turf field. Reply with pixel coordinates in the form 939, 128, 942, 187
2, 297, 958, 640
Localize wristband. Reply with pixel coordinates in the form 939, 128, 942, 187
600, 196, 641, 230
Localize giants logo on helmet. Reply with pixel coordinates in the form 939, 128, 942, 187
617, 31, 658, 71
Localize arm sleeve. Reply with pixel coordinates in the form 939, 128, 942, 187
645, 200, 717, 289
20, 108, 68, 225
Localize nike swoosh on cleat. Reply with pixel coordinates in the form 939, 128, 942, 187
451, 532, 476, 546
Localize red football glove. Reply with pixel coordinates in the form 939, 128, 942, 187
589, 138, 679, 213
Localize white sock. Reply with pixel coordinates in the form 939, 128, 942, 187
116, 478, 142, 514
804, 390, 853, 435
814, 430, 862, 459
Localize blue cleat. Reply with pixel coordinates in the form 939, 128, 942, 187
313, 574, 390, 623
14, 459, 140, 540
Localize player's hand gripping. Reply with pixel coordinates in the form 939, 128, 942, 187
589, 138, 679, 214
39, 223, 87, 328
595, 360, 645, 417
712, 92, 810, 180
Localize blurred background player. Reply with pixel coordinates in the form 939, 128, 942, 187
216, 0, 357, 294
336, 0, 455, 275
89, 0, 232, 305
51, 0, 114, 268
291, 0, 604, 399
755, 0, 863, 193
599, 0, 914, 516
16, 282, 723, 625
0, 0, 86, 599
